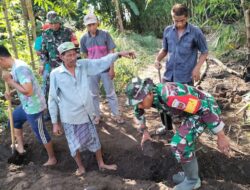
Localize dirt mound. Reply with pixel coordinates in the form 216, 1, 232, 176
1, 59, 250, 190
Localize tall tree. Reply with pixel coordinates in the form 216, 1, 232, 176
20, 0, 35, 69
26, 0, 36, 40
2, 0, 18, 58
113, 0, 124, 32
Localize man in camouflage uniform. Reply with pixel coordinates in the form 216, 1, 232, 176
125, 77, 230, 190
40, 12, 79, 116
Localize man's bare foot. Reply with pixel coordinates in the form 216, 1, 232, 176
14, 144, 25, 154
75, 168, 86, 176
99, 164, 117, 171
43, 157, 57, 166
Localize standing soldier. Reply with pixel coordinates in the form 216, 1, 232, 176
40, 11, 79, 119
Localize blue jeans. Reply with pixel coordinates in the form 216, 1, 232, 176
8, 105, 51, 144
88, 72, 120, 117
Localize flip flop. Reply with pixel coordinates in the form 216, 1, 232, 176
75, 169, 86, 176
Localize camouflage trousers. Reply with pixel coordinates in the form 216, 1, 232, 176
170, 107, 224, 163
42, 63, 51, 103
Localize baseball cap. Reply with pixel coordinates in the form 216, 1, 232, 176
84, 13, 98, 26
47, 15, 62, 24
57, 42, 78, 55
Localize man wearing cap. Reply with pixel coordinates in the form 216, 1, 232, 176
48, 41, 135, 176
80, 13, 124, 125
125, 77, 230, 190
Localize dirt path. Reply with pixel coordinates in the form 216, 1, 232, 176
1, 60, 250, 190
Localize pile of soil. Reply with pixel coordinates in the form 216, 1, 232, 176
0, 58, 250, 190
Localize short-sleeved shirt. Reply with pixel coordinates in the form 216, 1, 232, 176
11, 59, 46, 114
80, 29, 116, 59
162, 23, 208, 83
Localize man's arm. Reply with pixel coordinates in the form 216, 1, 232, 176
80, 35, 88, 58
192, 28, 209, 81
216, 130, 230, 157
108, 49, 115, 79
48, 72, 59, 124
48, 72, 63, 136
2, 71, 33, 96
84, 51, 135, 76
192, 53, 208, 81
134, 105, 152, 145
154, 49, 167, 70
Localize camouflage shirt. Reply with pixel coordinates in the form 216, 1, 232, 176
134, 82, 221, 129
41, 26, 78, 68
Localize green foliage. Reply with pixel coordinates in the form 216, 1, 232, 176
123, 0, 182, 37
210, 22, 246, 56
112, 31, 160, 94
121, 0, 139, 16
0, 98, 8, 128
191, 0, 242, 26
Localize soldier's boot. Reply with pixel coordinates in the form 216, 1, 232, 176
172, 171, 185, 184
173, 157, 201, 190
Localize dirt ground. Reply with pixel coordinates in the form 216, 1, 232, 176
0, 58, 250, 190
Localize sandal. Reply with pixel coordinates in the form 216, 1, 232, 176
113, 115, 124, 124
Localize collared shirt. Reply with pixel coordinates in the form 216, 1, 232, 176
134, 82, 223, 134
80, 29, 116, 59
11, 59, 46, 114
48, 53, 119, 124
162, 23, 208, 83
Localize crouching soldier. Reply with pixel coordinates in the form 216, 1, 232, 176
125, 77, 230, 190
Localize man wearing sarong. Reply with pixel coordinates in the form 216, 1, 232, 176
48, 42, 135, 176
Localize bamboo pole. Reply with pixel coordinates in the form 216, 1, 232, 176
25, 0, 36, 40
4, 82, 15, 154
2, 0, 18, 58
245, 10, 250, 64
20, 0, 35, 70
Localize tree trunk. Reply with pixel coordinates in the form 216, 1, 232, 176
2, 0, 18, 58
246, 10, 250, 63
25, 0, 36, 40
113, 0, 124, 32
20, 0, 35, 69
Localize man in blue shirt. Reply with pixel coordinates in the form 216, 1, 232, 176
154, 4, 208, 136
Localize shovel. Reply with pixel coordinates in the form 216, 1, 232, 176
5, 82, 27, 165
5, 82, 15, 154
